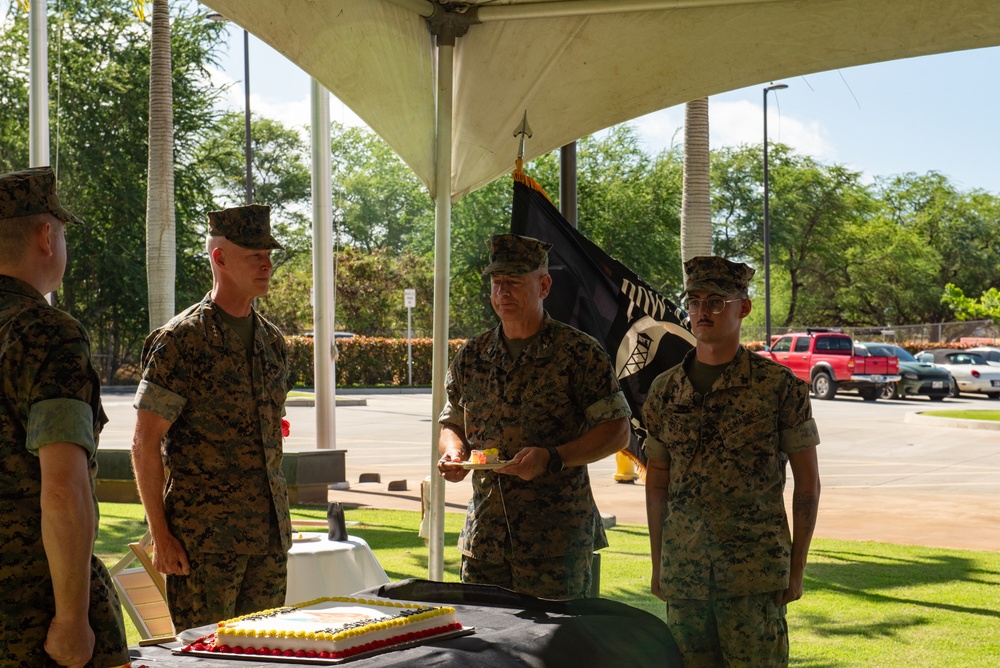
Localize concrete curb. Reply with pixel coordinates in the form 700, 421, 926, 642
286, 397, 367, 407
904, 411, 1000, 430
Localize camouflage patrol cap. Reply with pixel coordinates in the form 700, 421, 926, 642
682, 256, 755, 296
482, 234, 552, 276
0, 166, 83, 224
207, 204, 282, 250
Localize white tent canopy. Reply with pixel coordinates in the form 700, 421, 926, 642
201, 0, 1000, 578
205, 0, 1000, 200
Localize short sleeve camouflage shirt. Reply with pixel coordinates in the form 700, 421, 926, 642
134, 294, 292, 555
0, 275, 127, 665
642, 346, 820, 599
440, 314, 631, 562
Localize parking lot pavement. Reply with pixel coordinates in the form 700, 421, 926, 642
99, 389, 1000, 551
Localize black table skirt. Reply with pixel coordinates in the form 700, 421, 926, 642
128, 579, 683, 667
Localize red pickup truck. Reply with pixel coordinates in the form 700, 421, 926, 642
760, 329, 901, 401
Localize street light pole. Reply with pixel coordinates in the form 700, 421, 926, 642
763, 83, 787, 349
207, 13, 252, 204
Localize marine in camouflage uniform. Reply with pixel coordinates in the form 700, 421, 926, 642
437, 234, 631, 600
132, 204, 292, 632
0, 167, 128, 667
643, 256, 821, 668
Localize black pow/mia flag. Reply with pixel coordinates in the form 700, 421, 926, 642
509, 171, 694, 469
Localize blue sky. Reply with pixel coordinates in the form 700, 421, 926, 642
209, 27, 1000, 196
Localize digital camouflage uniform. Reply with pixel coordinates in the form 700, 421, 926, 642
0, 275, 129, 666
439, 313, 631, 599
643, 345, 820, 667
134, 205, 291, 630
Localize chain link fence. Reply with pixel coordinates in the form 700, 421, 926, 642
742, 319, 1000, 346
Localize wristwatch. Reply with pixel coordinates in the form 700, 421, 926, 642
545, 446, 564, 474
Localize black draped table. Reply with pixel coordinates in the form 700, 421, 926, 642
127, 579, 683, 668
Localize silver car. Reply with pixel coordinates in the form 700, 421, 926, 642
967, 346, 1000, 367
914, 349, 1000, 399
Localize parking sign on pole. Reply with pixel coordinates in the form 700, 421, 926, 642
404, 289, 416, 385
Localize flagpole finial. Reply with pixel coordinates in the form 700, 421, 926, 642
513, 111, 533, 165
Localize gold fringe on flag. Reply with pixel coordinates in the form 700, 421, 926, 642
512, 159, 552, 203
16, 0, 30, 12
131, 0, 148, 22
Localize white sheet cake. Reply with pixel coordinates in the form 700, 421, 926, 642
182, 596, 461, 660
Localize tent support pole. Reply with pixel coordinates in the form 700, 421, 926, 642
29, 0, 49, 168
559, 142, 578, 228
428, 38, 455, 581
311, 80, 336, 450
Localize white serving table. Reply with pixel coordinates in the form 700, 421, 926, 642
284, 534, 390, 605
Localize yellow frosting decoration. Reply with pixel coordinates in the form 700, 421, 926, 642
213, 596, 460, 652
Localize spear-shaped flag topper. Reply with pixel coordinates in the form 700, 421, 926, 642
513, 111, 533, 171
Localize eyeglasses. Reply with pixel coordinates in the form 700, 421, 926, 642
682, 296, 742, 314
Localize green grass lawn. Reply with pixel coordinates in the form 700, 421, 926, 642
921, 410, 1000, 421
100, 503, 1000, 667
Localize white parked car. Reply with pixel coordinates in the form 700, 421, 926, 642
914, 349, 1000, 399
967, 346, 1000, 367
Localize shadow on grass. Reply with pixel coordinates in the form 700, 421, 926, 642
94, 518, 147, 561
797, 607, 930, 639
807, 548, 1000, 618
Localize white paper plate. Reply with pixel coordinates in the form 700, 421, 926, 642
292, 534, 322, 543
456, 461, 512, 470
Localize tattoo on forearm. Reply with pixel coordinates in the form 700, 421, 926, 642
793, 493, 819, 535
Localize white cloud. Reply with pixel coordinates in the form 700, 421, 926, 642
711, 100, 835, 159
628, 100, 835, 162
207, 64, 368, 135
631, 108, 685, 154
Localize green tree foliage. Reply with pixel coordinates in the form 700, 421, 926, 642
330, 122, 433, 253
713, 144, 874, 328
875, 172, 1000, 320
255, 254, 314, 335
334, 246, 433, 337
194, 111, 313, 268
941, 283, 1000, 323
0, 0, 225, 381
713, 147, 1000, 333
0, 7, 29, 170
838, 216, 942, 325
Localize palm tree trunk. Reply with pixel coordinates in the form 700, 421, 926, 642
145, 0, 175, 330
680, 97, 712, 262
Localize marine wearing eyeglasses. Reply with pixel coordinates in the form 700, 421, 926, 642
642, 255, 822, 668
682, 295, 743, 315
